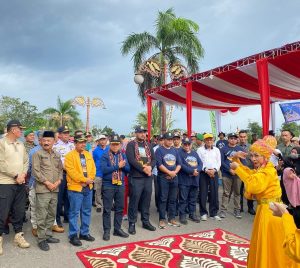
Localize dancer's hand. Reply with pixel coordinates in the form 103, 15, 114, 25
230, 162, 239, 170
269, 202, 288, 217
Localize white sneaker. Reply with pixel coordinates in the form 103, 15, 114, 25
212, 215, 221, 221
200, 214, 208, 221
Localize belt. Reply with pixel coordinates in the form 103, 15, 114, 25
257, 198, 282, 205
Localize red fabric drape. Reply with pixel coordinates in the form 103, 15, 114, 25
147, 95, 152, 142
186, 82, 193, 137
256, 59, 270, 137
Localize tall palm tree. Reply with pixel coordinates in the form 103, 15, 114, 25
121, 8, 204, 132
136, 103, 175, 135
43, 96, 83, 130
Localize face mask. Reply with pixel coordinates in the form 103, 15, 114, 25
289, 154, 300, 159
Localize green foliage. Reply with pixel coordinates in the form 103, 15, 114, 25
135, 103, 174, 135
0, 96, 46, 133
281, 122, 300, 137
43, 96, 83, 130
91, 125, 114, 137
247, 121, 262, 139
121, 7, 204, 103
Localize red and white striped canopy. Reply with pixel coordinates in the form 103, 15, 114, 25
146, 41, 300, 111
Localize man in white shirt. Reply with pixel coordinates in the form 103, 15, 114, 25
197, 133, 221, 221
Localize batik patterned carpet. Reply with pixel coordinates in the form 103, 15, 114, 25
77, 228, 249, 267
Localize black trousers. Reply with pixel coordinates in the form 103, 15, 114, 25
56, 173, 69, 224
0, 184, 26, 235
199, 172, 219, 217
128, 176, 152, 224
178, 185, 198, 218
292, 206, 300, 229
240, 182, 254, 210
153, 175, 159, 210
102, 185, 124, 232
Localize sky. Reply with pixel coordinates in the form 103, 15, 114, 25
0, 0, 299, 135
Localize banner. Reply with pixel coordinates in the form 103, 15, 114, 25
279, 102, 300, 123
209, 111, 217, 138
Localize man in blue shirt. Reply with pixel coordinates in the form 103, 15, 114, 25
93, 134, 109, 213
216, 132, 228, 150
178, 138, 202, 225
219, 132, 244, 219
100, 134, 130, 241
155, 132, 181, 229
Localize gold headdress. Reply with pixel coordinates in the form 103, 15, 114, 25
250, 135, 277, 159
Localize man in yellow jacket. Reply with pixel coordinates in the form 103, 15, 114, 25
64, 135, 96, 247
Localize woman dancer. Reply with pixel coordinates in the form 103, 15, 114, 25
230, 135, 300, 268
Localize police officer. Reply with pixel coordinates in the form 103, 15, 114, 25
53, 126, 74, 228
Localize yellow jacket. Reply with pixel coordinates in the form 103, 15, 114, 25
64, 149, 96, 192
282, 213, 300, 263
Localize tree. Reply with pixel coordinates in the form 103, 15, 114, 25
121, 8, 204, 132
135, 103, 175, 135
247, 121, 262, 139
91, 125, 114, 137
43, 96, 83, 130
0, 96, 46, 133
281, 122, 300, 137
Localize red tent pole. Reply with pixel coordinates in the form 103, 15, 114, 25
256, 58, 270, 137
147, 95, 152, 142
186, 82, 193, 137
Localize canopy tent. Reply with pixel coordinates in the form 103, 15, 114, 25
145, 41, 300, 138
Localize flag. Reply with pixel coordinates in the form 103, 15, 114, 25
209, 111, 217, 138
279, 102, 300, 123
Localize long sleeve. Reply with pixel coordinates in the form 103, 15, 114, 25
23, 147, 29, 174
215, 148, 221, 171
64, 152, 87, 183
221, 148, 231, 173
282, 213, 300, 263
32, 153, 47, 183
101, 153, 118, 175
180, 152, 194, 175
196, 153, 203, 172
150, 146, 156, 169
122, 153, 130, 173
235, 163, 270, 194
0, 141, 16, 178
126, 142, 144, 173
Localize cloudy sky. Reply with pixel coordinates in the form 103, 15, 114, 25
0, 0, 299, 134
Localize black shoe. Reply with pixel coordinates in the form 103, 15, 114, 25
142, 222, 156, 231
79, 234, 95, 242
180, 218, 188, 225
3, 224, 9, 235
96, 208, 102, 213
113, 229, 129, 238
103, 232, 110, 241
248, 208, 256, 215
69, 236, 82, 247
128, 223, 136, 235
38, 240, 50, 251
189, 215, 200, 223
46, 237, 60, 243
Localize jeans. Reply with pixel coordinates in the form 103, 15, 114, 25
56, 173, 69, 224
68, 188, 92, 238
158, 176, 178, 221
178, 185, 198, 218
102, 185, 124, 232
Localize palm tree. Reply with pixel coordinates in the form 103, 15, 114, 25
121, 8, 204, 132
43, 96, 83, 130
136, 103, 175, 135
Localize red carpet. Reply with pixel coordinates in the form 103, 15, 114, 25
77, 228, 249, 267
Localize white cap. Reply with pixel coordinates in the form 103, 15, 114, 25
95, 134, 106, 141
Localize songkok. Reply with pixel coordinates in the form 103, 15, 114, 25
250, 135, 277, 159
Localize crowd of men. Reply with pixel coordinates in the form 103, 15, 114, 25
0, 119, 295, 254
